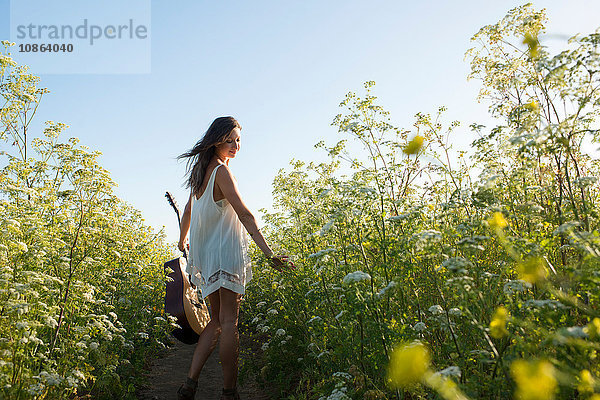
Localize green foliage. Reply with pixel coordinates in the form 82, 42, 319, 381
0, 41, 174, 399
242, 5, 600, 399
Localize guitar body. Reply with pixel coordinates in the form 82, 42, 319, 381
164, 257, 211, 344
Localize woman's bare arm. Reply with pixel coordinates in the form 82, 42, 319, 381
178, 191, 193, 252
215, 165, 274, 257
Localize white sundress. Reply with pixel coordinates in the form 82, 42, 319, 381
186, 164, 252, 298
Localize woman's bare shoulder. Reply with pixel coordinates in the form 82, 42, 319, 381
215, 163, 234, 180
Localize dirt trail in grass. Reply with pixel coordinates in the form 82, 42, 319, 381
138, 334, 267, 400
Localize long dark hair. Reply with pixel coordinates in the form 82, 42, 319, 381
178, 116, 241, 196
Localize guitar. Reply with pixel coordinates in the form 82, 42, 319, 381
164, 191, 210, 344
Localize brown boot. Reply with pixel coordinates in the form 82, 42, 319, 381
177, 377, 197, 400
221, 387, 240, 400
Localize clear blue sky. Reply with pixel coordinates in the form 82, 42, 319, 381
1, 1, 599, 243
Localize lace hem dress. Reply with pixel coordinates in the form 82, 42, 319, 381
186, 164, 252, 298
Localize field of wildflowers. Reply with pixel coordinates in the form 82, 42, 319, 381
0, 42, 175, 398
241, 5, 600, 399
1, 3, 599, 400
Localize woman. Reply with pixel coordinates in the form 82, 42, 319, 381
176, 116, 292, 400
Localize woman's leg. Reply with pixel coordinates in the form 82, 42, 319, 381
187, 291, 222, 380
218, 288, 242, 390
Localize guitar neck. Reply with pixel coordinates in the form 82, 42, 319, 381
166, 192, 188, 259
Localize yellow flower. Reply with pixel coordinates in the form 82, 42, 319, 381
584, 318, 600, 339
517, 257, 547, 284
577, 369, 594, 394
510, 360, 557, 400
489, 306, 509, 339
523, 33, 540, 58
387, 342, 430, 388
403, 135, 424, 155
524, 101, 539, 112
488, 212, 508, 229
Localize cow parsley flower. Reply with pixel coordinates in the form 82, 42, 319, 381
428, 305, 444, 315
342, 271, 371, 285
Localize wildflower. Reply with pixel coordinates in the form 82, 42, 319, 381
275, 328, 286, 337
342, 271, 371, 285
510, 359, 556, 400
523, 300, 566, 310
308, 316, 322, 324
378, 281, 397, 297
16, 241, 28, 252
584, 318, 600, 339
323, 387, 351, 400
411, 230, 442, 250
403, 135, 424, 155
517, 257, 547, 284
489, 306, 509, 339
267, 309, 278, 315
524, 101, 539, 112
332, 372, 353, 381
27, 383, 44, 396
387, 342, 430, 388
523, 33, 540, 58
488, 212, 508, 229
574, 176, 598, 188
577, 369, 594, 394
428, 305, 444, 315
413, 322, 427, 332
256, 301, 266, 308
6, 219, 20, 227
503, 280, 532, 295
261, 342, 269, 351
434, 366, 461, 379
557, 326, 587, 339
438, 257, 472, 274
319, 221, 335, 236
308, 248, 337, 259
71, 369, 85, 380
448, 308, 462, 317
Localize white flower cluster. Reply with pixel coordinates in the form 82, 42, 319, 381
438, 257, 472, 274
411, 229, 442, 250
433, 366, 462, 379
377, 281, 397, 297
413, 322, 427, 332
428, 305, 444, 315
318, 387, 351, 400
503, 280, 532, 295
342, 271, 371, 285
523, 299, 567, 310
448, 308, 462, 317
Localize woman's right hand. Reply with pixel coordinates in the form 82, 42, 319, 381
270, 255, 295, 272
178, 239, 188, 253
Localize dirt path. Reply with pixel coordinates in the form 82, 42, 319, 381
138, 336, 268, 400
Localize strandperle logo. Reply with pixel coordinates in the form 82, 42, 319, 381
15, 19, 149, 45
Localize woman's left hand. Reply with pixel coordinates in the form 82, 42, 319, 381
269, 255, 295, 272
